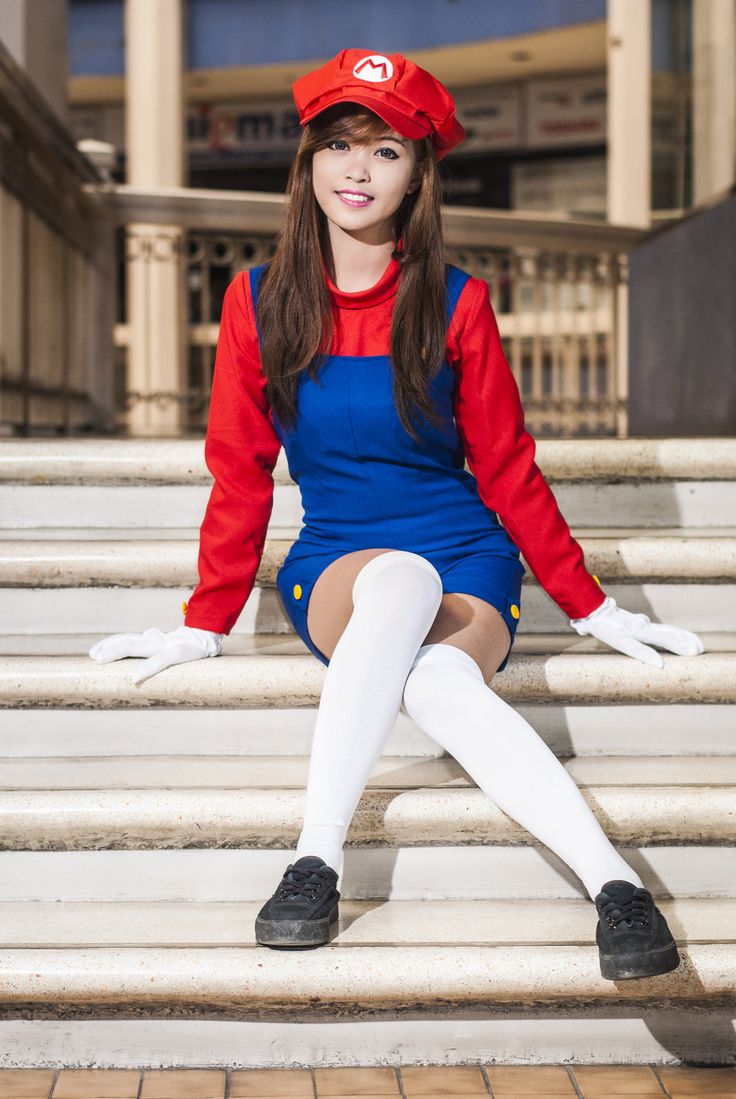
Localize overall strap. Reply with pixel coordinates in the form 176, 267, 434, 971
248, 261, 271, 347
445, 263, 472, 330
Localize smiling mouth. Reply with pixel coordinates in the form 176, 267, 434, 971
336, 191, 375, 206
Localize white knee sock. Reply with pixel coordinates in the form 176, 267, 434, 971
401, 642, 644, 901
295, 551, 443, 879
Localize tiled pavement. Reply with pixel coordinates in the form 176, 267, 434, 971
0, 1064, 735, 1098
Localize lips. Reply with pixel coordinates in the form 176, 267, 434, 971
336, 191, 374, 207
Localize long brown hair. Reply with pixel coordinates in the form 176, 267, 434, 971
256, 102, 450, 443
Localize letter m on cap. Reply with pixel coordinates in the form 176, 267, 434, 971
353, 54, 393, 82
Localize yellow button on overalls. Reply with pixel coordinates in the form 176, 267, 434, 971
510, 603, 520, 619
293, 584, 302, 600
181, 601, 188, 614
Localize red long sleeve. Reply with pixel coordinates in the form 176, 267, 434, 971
183, 272, 282, 634
448, 276, 606, 620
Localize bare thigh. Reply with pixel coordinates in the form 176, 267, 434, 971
306, 548, 512, 682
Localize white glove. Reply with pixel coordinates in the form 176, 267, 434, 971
89, 625, 223, 685
570, 595, 705, 669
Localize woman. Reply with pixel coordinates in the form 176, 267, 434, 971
90, 49, 704, 981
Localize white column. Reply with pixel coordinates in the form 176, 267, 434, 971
124, 0, 185, 436
607, 0, 651, 439
692, 0, 736, 204
607, 0, 652, 228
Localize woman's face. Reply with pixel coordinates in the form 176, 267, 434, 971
311, 125, 421, 243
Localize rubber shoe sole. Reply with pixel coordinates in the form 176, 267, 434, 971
599, 937, 681, 980
255, 899, 339, 947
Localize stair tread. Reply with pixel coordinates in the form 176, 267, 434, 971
1, 783, 734, 849
3, 535, 735, 588
2, 632, 735, 658
1, 754, 735, 789
2, 436, 735, 482
0, 651, 733, 710
0, 942, 732, 1008
0, 897, 731, 947
4, 525, 736, 541
4, 531, 736, 546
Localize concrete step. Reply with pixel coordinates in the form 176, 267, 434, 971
3, 534, 735, 585
0, 752, 733, 857
0, 939, 732, 1013
2, 437, 734, 483
1, 846, 732, 901
1, 777, 733, 850
4, 524, 736, 541
1, 1011, 735, 1070
2, 754, 735, 789
0, 896, 731, 946
4, 580, 733, 635
0, 651, 731, 707
0, 698, 734, 757
4, 480, 736, 530
3, 630, 735, 657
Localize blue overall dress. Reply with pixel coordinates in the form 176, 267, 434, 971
249, 261, 526, 672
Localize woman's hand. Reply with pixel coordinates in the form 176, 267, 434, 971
570, 595, 705, 668
89, 626, 223, 685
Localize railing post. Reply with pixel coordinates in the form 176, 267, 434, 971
614, 254, 629, 440
87, 203, 118, 435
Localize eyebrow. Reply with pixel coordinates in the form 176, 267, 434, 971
337, 134, 407, 147
332, 134, 407, 150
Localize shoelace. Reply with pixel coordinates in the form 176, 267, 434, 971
599, 890, 650, 929
278, 864, 331, 901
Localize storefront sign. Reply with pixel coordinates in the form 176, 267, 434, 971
526, 75, 607, 148
187, 99, 302, 162
453, 85, 522, 152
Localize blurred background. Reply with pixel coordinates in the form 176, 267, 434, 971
1, 0, 734, 440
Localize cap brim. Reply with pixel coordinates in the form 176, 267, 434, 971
300, 92, 430, 141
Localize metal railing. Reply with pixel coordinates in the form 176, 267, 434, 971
0, 38, 116, 436
100, 185, 646, 437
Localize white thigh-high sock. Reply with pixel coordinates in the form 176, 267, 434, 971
401, 642, 644, 901
295, 551, 443, 879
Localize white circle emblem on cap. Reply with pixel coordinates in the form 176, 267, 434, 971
353, 54, 393, 83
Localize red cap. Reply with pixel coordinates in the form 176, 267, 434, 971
292, 49, 466, 161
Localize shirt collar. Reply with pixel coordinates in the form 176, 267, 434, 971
322, 238, 404, 309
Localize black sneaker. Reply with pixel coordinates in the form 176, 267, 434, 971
255, 855, 340, 948
595, 879, 680, 980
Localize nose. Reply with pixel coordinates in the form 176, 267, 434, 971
345, 148, 370, 183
